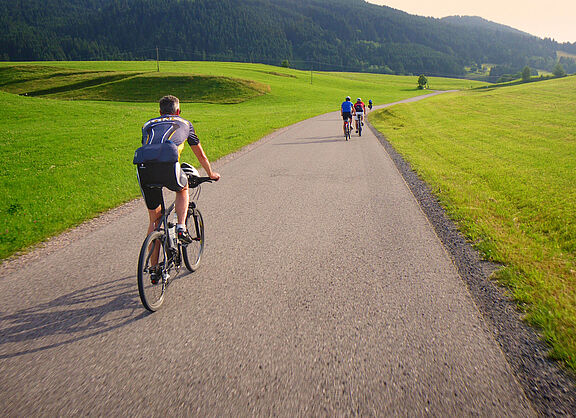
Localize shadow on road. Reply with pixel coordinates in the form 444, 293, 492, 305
0, 277, 147, 359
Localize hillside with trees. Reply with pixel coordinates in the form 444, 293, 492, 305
1, 0, 574, 77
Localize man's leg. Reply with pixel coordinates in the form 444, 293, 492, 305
147, 206, 162, 235
147, 206, 162, 267
175, 185, 189, 226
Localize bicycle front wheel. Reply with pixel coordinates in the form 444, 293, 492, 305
137, 230, 167, 311
183, 207, 205, 271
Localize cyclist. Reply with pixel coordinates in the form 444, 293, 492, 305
341, 96, 355, 136
134, 95, 220, 245
354, 98, 366, 132
368, 99, 373, 111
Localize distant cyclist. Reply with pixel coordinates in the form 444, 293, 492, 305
341, 96, 355, 136
368, 99, 373, 111
354, 98, 366, 132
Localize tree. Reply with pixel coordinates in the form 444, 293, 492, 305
281, 59, 290, 68
521, 65, 531, 82
417, 74, 428, 89
553, 62, 566, 77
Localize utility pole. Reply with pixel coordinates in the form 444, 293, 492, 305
310, 63, 313, 85
156, 47, 160, 72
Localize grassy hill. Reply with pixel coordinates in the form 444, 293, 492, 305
0, 60, 484, 261
0, 66, 270, 103
370, 75, 576, 370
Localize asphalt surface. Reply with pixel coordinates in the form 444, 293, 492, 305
0, 94, 541, 416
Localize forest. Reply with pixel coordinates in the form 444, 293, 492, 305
1, 0, 575, 77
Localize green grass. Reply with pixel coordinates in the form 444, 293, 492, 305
0, 65, 269, 103
49, 73, 270, 103
0, 60, 485, 260
369, 75, 576, 370
0, 65, 141, 96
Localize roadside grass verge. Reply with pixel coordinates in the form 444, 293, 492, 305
369, 75, 576, 370
0, 61, 487, 260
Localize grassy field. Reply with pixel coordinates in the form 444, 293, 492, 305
0, 61, 486, 260
370, 76, 576, 370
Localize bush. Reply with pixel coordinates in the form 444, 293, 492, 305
417, 74, 428, 89
553, 62, 566, 77
521, 66, 531, 82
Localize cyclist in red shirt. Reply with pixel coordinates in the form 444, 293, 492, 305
353, 98, 366, 133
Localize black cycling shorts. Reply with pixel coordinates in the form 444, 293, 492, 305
136, 162, 188, 210
342, 112, 352, 121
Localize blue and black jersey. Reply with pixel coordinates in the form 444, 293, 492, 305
141, 114, 200, 159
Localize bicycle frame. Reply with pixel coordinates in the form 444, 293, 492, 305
138, 174, 213, 311
149, 175, 212, 274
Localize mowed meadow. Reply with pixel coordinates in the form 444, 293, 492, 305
0, 61, 483, 260
370, 75, 576, 370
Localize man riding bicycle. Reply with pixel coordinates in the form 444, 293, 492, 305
354, 98, 366, 132
134, 95, 220, 244
341, 96, 355, 135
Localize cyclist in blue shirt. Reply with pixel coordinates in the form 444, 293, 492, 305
341, 96, 355, 135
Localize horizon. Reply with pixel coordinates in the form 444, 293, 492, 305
367, 0, 576, 44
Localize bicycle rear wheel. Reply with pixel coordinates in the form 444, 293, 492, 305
183, 206, 205, 271
358, 120, 362, 136
137, 230, 167, 311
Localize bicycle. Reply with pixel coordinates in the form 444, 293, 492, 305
137, 170, 213, 312
355, 113, 363, 136
344, 117, 351, 141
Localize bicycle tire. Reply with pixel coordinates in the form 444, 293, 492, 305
183, 206, 205, 272
137, 230, 167, 311
358, 121, 362, 136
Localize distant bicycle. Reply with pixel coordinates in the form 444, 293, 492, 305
344, 117, 351, 141
355, 113, 363, 136
137, 166, 213, 312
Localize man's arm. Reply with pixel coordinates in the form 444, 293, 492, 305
191, 144, 220, 180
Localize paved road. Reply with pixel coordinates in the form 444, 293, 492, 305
1, 95, 534, 416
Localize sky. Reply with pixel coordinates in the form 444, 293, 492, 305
366, 0, 576, 44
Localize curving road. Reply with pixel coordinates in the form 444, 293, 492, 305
1, 93, 535, 416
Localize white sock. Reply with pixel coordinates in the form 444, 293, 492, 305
176, 224, 186, 231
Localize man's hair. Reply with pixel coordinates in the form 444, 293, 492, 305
159, 95, 180, 115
